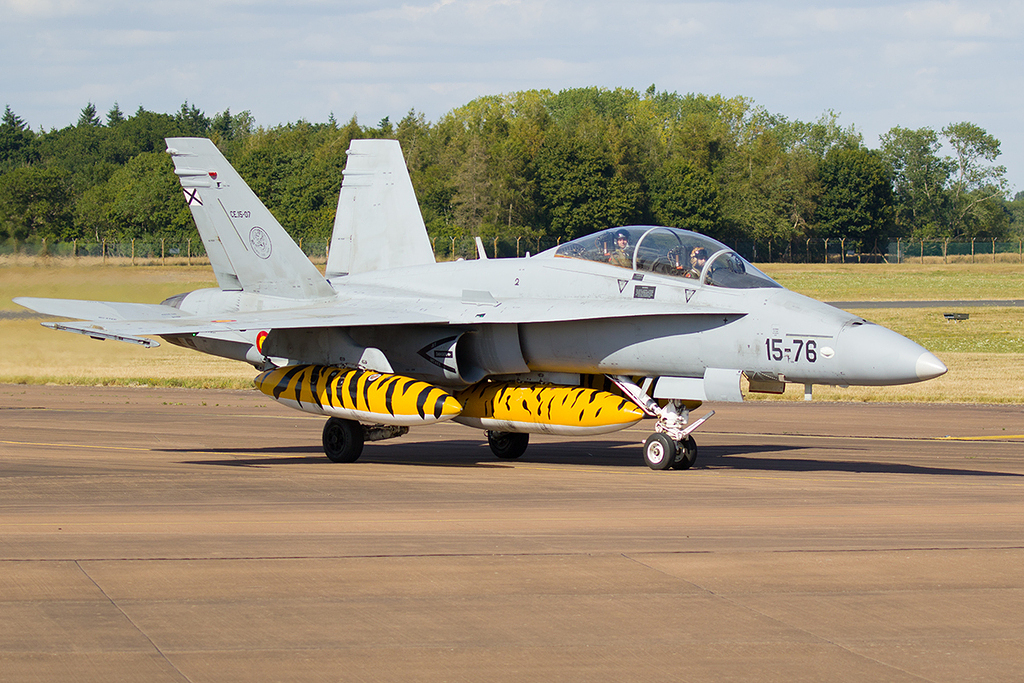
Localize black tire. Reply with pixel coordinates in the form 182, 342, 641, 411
322, 417, 364, 463
643, 433, 676, 470
671, 435, 697, 470
486, 430, 529, 459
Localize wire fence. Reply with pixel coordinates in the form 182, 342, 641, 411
0, 237, 331, 264
3, 235, 1023, 264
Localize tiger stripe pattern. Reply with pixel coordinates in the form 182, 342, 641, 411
454, 382, 644, 434
254, 365, 462, 425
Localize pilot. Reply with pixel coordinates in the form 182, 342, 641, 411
685, 247, 708, 278
609, 229, 632, 268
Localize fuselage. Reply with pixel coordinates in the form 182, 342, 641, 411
165, 227, 945, 391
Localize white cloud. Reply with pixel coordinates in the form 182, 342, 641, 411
1, 0, 85, 18
1, 0, 1022, 189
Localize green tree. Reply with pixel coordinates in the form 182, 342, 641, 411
534, 128, 644, 241
77, 102, 101, 127
717, 123, 795, 251
106, 103, 125, 127
942, 122, 1008, 238
175, 101, 211, 137
1009, 191, 1024, 239
879, 126, 951, 239
0, 165, 76, 241
452, 136, 492, 234
1, 105, 36, 169
105, 152, 192, 241
648, 157, 720, 232
817, 147, 895, 253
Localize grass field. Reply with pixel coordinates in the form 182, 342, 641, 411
2, 258, 1022, 402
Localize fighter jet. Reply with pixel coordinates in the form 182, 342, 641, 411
15, 138, 947, 470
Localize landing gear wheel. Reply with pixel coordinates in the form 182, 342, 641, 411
643, 433, 677, 470
486, 431, 529, 459
322, 417, 364, 463
672, 435, 697, 470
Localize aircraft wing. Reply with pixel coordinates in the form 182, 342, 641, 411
15, 294, 743, 341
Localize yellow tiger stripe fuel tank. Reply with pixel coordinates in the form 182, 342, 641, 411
254, 365, 462, 426
453, 382, 644, 436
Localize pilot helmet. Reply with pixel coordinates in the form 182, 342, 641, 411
615, 230, 631, 245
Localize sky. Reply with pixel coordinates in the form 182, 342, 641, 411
2, 0, 1022, 192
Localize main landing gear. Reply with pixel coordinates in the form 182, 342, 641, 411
322, 417, 364, 462
486, 430, 530, 459
322, 418, 409, 463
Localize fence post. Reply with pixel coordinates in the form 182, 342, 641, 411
896, 238, 902, 264
971, 237, 975, 263
187, 238, 191, 266
162, 238, 165, 266
73, 239, 77, 258
102, 238, 106, 264
943, 239, 948, 264
992, 238, 996, 263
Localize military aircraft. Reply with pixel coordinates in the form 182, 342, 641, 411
15, 138, 947, 470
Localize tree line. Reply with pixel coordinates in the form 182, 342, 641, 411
1, 87, 1021, 260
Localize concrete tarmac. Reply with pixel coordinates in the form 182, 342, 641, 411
1, 384, 1022, 682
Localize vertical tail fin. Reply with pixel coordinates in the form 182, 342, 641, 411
325, 139, 435, 278
166, 137, 335, 300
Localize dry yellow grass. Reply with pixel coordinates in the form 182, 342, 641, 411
0, 319, 254, 388
747, 352, 1024, 404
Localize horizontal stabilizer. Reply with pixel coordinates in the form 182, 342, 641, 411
14, 297, 187, 322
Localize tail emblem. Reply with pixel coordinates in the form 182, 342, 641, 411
249, 227, 272, 259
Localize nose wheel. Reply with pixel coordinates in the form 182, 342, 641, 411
672, 434, 697, 470
643, 433, 697, 470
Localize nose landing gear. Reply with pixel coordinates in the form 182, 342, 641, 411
610, 375, 714, 471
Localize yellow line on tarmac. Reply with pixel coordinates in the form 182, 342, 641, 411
0, 439, 151, 452
940, 435, 1024, 441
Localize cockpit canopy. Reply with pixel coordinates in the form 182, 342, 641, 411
552, 226, 780, 289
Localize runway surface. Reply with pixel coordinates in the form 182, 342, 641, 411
1, 384, 1022, 682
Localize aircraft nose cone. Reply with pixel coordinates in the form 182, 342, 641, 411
834, 322, 946, 386
916, 350, 947, 381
